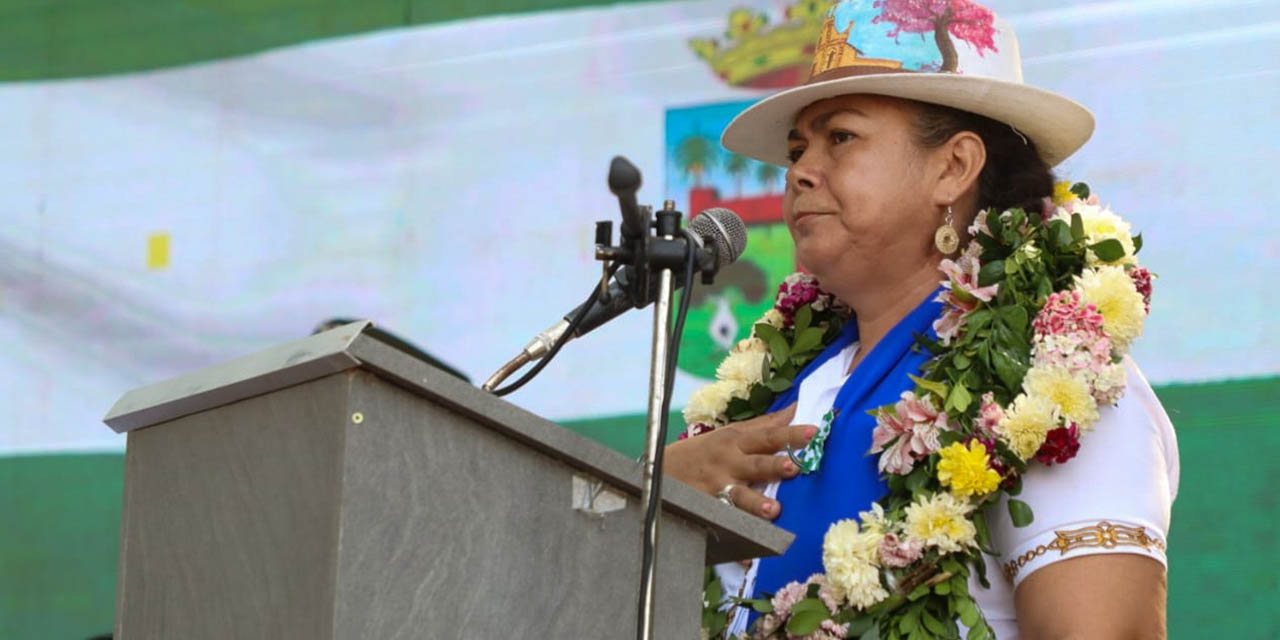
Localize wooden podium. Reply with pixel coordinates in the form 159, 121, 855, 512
104, 322, 791, 639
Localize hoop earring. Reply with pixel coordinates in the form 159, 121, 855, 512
935, 205, 959, 255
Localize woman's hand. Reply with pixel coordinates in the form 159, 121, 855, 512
663, 403, 816, 520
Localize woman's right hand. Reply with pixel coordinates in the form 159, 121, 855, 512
663, 402, 815, 521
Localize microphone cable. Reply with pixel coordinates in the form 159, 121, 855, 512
490, 262, 621, 397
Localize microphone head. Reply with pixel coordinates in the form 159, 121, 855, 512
690, 208, 748, 268
607, 156, 642, 195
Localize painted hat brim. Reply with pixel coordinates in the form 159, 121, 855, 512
721, 73, 1095, 168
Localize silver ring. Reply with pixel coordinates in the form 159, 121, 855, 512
716, 483, 737, 508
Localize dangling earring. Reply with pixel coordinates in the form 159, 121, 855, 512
935, 204, 959, 255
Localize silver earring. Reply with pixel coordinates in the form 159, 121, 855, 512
935, 204, 959, 254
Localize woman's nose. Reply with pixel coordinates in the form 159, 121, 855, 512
788, 155, 821, 191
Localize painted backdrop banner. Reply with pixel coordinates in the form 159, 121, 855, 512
1, 0, 1276, 456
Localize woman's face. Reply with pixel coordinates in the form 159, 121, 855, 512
783, 94, 940, 286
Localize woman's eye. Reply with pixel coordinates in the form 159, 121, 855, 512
831, 130, 855, 144
787, 147, 805, 163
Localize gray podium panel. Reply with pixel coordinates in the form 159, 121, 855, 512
108, 323, 793, 639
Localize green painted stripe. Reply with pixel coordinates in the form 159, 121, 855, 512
3, 376, 1277, 638
0, 0, 656, 81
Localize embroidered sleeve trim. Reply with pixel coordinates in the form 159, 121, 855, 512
1001, 520, 1167, 583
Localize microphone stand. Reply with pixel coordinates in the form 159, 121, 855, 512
636, 201, 680, 640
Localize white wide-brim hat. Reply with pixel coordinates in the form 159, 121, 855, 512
722, 1, 1094, 168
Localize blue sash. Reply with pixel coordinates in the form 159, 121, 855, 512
752, 288, 944, 604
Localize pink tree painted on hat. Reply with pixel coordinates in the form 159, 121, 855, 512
873, 0, 997, 73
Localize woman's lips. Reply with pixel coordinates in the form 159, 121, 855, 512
793, 210, 834, 223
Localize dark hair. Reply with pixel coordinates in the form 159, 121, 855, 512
909, 101, 1055, 217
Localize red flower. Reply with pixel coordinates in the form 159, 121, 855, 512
1129, 267, 1153, 314
1034, 424, 1081, 466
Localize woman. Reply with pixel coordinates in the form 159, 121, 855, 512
667, 2, 1177, 638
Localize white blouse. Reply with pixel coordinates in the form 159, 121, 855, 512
719, 343, 1179, 639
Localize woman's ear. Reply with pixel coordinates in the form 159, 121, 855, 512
931, 131, 986, 209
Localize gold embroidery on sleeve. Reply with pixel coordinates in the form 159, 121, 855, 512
1001, 521, 1166, 582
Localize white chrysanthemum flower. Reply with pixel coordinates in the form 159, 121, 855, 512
997, 393, 1059, 460
822, 519, 888, 610
759, 308, 786, 329
715, 350, 768, 386
682, 379, 746, 425
903, 492, 977, 554
1092, 362, 1128, 406
1076, 265, 1147, 352
1056, 202, 1136, 265
858, 503, 889, 535
1023, 365, 1100, 431
732, 336, 769, 355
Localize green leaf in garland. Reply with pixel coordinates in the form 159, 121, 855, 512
967, 620, 994, 640
1007, 498, 1035, 527
749, 598, 774, 614
953, 352, 971, 370
792, 326, 826, 355
748, 383, 773, 413
795, 304, 812, 333
933, 581, 951, 596
1070, 212, 1085, 241
786, 600, 831, 635
766, 376, 793, 393
923, 609, 948, 635
1049, 219, 1074, 250
973, 551, 991, 589
755, 323, 790, 364
1089, 238, 1126, 263
940, 556, 964, 575
977, 260, 1005, 287
904, 464, 930, 494
907, 584, 930, 601
956, 596, 980, 627
846, 617, 874, 637
938, 429, 966, 447
945, 382, 972, 413
990, 346, 1024, 391
1070, 182, 1090, 200
908, 373, 949, 401
974, 509, 994, 554
898, 606, 921, 634
997, 305, 1029, 334
986, 209, 1005, 237
1132, 232, 1144, 255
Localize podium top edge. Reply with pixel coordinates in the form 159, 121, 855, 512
102, 321, 372, 433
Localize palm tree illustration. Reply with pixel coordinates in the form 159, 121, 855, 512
756, 161, 782, 194
725, 152, 750, 197
676, 134, 718, 188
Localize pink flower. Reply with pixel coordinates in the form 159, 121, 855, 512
1129, 266, 1153, 314
870, 392, 948, 474
1034, 424, 1081, 465
753, 574, 843, 640
878, 533, 924, 568
1031, 290, 1104, 339
933, 243, 998, 345
976, 392, 1004, 437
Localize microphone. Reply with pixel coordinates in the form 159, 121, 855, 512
609, 156, 646, 241
499, 208, 747, 372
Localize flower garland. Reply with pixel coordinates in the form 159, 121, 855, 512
688, 183, 1154, 640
